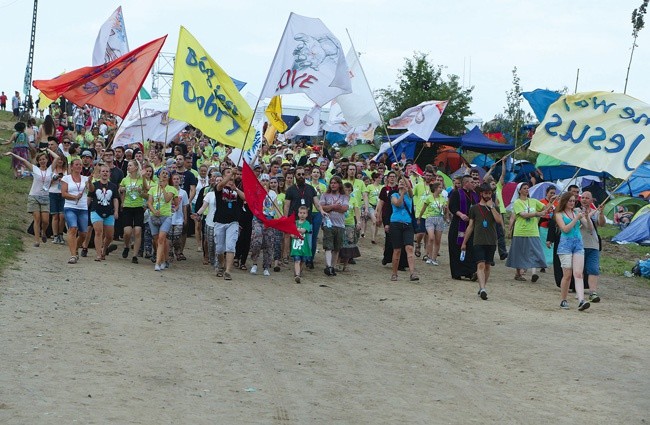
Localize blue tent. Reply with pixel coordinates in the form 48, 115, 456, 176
460, 126, 515, 153
471, 154, 495, 168
612, 213, 650, 245
615, 161, 650, 197
382, 130, 462, 162
537, 165, 610, 181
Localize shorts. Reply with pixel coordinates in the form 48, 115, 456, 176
557, 236, 584, 256
49, 192, 65, 214
27, 194, 50, 213
584, 248, 600, 276
425, 216, 445, 232
472, 244, 496, 266
149, 215, 172, 235
214, 221, 240, 254
414, 217, 426, 234
558, 254, 575, 269
322, 226, 344, 251
90, 211, 115, 226
122, 207, 145, 228
292, 255, 310, 262
389, 222, 414, 248
64, 208, 89, 233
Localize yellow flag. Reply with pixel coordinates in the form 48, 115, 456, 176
264, 125, 277, 145
265, 96, 287, 132
169, 26, 254, 149
38, 91, 56, 110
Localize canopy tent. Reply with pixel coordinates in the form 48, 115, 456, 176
460, 126, 514, 153
633, 204, 650, 221
537, 165, 610, 181
612, 213, 650, 245
603, 196, 649, 220
615, 161, 650, 198
528, 182, 560, 201
450, 165, 487, 179
341, 143, 378, 159
375, 130, 463, 162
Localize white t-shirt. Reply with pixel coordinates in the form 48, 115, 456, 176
203, 191, 217, 228
29, 165, 53, 196
62, 174, 89, 210
49, 171, 66, 194
171, 189, 189, 225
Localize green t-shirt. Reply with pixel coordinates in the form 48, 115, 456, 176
345, 191, 360, 226
310, 181, 326, 212
422, 194, 447, 218
412, 179, 430, 216
496, 181, 506, 214
276, 192, 286, 212
365, 183, 382, 207
121, 176, 147, 208
148, 185, 178, 217
513, 198, 544, 237
290, 220, 312, 257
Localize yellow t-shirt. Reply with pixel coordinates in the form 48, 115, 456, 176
513, 198, 544, 237
148, 185, 178, 217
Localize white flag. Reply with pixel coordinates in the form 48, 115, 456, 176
260, 13, 352, 106
92, 6, 129, 66
228, 121, 264, 166
336, 46, 381, 127
389, 100, 448, 140
284, 105, 322, 139
113, 100, 187, 148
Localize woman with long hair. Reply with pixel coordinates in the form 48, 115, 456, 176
193, 170, 221, 267
193, 164, 210, 252
120, 160, 149, 264
270, 176, 284, 272
60, 158, 90, 264
389, 177, 419, 281
37, 115, 56, 150
555, 192, 591, 311
319, 176, 348, 276
418, 182, 447, 266
4, 147, 60, 246
147, 168, 178, 271
141, 164, 156, 259
506, 182, 552, 281
49, 154, 68, 244
3, 122, 31, 178
25, 117, 39, 157
88, 164, 119, 261
248, 173, 278, 276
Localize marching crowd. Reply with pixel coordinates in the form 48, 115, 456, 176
3, 109, 605, 310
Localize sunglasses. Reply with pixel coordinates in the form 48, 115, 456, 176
296, 173, 305, 176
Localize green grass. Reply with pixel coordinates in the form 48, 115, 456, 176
599, 224, 649, 285
0, 114, 30, 277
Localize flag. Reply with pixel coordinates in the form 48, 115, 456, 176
34, 35, 166, 118
529, 91, 650, 179
324, 101, 375, 143
284, 104, 322, 139
113, 99, 187, 148
37, 91, 56, 110
260, 13, 351, 106
92, 6, 129, 66
265, 96, 287, 132
241, 161, 302, 238
389, 100, 448, 140
139, 87, 152, 100
336, 46, 381, 127
264, 125, 277, 145
168, 27, 254, 149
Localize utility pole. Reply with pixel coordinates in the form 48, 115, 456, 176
23, 0, 38, 99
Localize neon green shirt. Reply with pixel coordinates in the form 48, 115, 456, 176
148, 185, 178, 217
513, 198, 544, 237
365, 183, 382, 207
422, 194, 447, 218
121, 176, 147, 208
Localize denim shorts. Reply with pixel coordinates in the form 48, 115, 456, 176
64, 208, 89, 233
49, 192, 65, 214
149, 215, 172, 235
557, 235, 584, 256
90, 211, 115, 226
584, 248, 600, 276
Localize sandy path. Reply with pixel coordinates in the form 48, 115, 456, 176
0, 235, 648, 424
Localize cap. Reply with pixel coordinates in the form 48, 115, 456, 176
81, 150, 93, 157
125, 148, 133, 154
253, 164, 262, 169
308, 153, 319, 160
166, 158, 176, 166
260, 173, 270, 181
282, 160, 291, 166
285, 150, 294, 156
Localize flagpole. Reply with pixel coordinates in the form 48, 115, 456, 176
555, 167, 583, 198
345, 29, 402, 174
136, 96, 146, 148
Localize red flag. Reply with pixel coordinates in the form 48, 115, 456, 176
33, 35, 167, 118
241, 161, 302, 239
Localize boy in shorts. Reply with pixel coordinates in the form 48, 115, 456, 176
290, 206, 312, 283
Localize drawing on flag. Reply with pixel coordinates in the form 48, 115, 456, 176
113, 100, 187, 148
528, 91, 650, 179
260, 13, 351, 106
284, 105, 322, 139
92, 6, 129, 66
388, 100, 448, 140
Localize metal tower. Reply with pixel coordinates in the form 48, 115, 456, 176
23, 0, 38, 98
150, 52, 175, 99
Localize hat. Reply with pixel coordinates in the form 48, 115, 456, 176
81, 150, 93, 157
308, 153, 319, 160
166, 158, 176, 166
285, 150, 294, 156
281, 160, 291, 166
125, 148, 134, 154
260, 173, 270, 181
253, 164, 262, 169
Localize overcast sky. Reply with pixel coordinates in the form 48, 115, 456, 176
1, 0, 648, 125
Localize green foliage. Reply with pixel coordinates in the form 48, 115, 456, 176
632, 0, 649, 37
377, 52, 473, 136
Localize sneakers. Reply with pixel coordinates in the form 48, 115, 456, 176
589, 292, 601, 303
132, 256, 138, 264
478, 289, 488, 300
531, 273, 540, 283
263, 268, 271, 276
162, 261, 170, 270
122, 248, 129, 259
154, 264, 161, 271
324, 266, 336, 276
578, 300, 591, 311
294, 275, 301, 284
560, 300, 569, 309
426, 258, 439, 266
250, 264, 258, 275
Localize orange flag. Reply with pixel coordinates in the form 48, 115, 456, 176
33, 35, 167, 118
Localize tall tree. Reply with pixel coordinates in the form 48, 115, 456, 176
377, 52, 473, 136
625, 0, 649, 93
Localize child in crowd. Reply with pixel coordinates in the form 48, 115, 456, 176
290, 206, 312, 283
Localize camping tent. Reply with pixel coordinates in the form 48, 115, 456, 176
434, 146, 469, 174
615, 161, 650, 198
460, 126, 515, 153
375, 130, 463, 162
341, 143, 378, 159
633, 203, 650, 221
612, 213, 650, 245
603, 196, 649, 220
471, 154, 495, 168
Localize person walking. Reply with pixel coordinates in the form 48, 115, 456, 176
448, 175, 479, 280
319, 176, 347, 276
60, 158, 90, 264
579, 191, 605, 303
388, 176, 419, 282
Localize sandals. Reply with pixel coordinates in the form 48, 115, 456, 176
94, 256, 102, 262
176, 253, 187, 261
233, 259, 240, 268
216, 267, 225, 277
422, 255, 429, 262
514, 275, 527, 281
239, 264, 247, 271
390, 274, 398, 281
68, 256, 78, 264
410, 274, 420, 282
223, 272, 232, 280
415, 244, 421, 257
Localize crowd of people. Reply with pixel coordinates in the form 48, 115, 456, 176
2, 105, 605, 310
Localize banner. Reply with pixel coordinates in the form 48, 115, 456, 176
34, 35, 166, 118
389, 100, 448, 140
284, 104, 322, 139
260, 13, 351, 106
113, 99, 187, 148
92, 6, 129, 66
265, 96, 287, 132
169, 27, 254, 149
241, 161, 302, 238
336, 46, 381, 127
529, 91, 650, 179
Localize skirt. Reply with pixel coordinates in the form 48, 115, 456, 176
506, 236, 547, 269
340, 224, 360, 259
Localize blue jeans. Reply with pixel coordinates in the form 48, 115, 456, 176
310, 212, 322, 262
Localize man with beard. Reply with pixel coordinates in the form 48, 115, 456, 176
462, 183, 503, 300
448, 175, 479, 280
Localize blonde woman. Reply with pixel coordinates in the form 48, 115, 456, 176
60, 158, 90, 264
120, 160, 149, 264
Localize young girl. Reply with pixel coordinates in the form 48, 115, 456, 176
418, 182, 447, 266
3, 122, 31, 178
290, 206, 312, 283
338, 182, 361, 271
147, 169, 178, 271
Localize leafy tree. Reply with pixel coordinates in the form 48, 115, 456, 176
377, 52, 473, 136
625, 0, 649, 93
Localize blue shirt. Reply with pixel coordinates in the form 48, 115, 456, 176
390, 192, 413, 224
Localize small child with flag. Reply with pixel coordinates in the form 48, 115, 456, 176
290, 206, 312, 283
